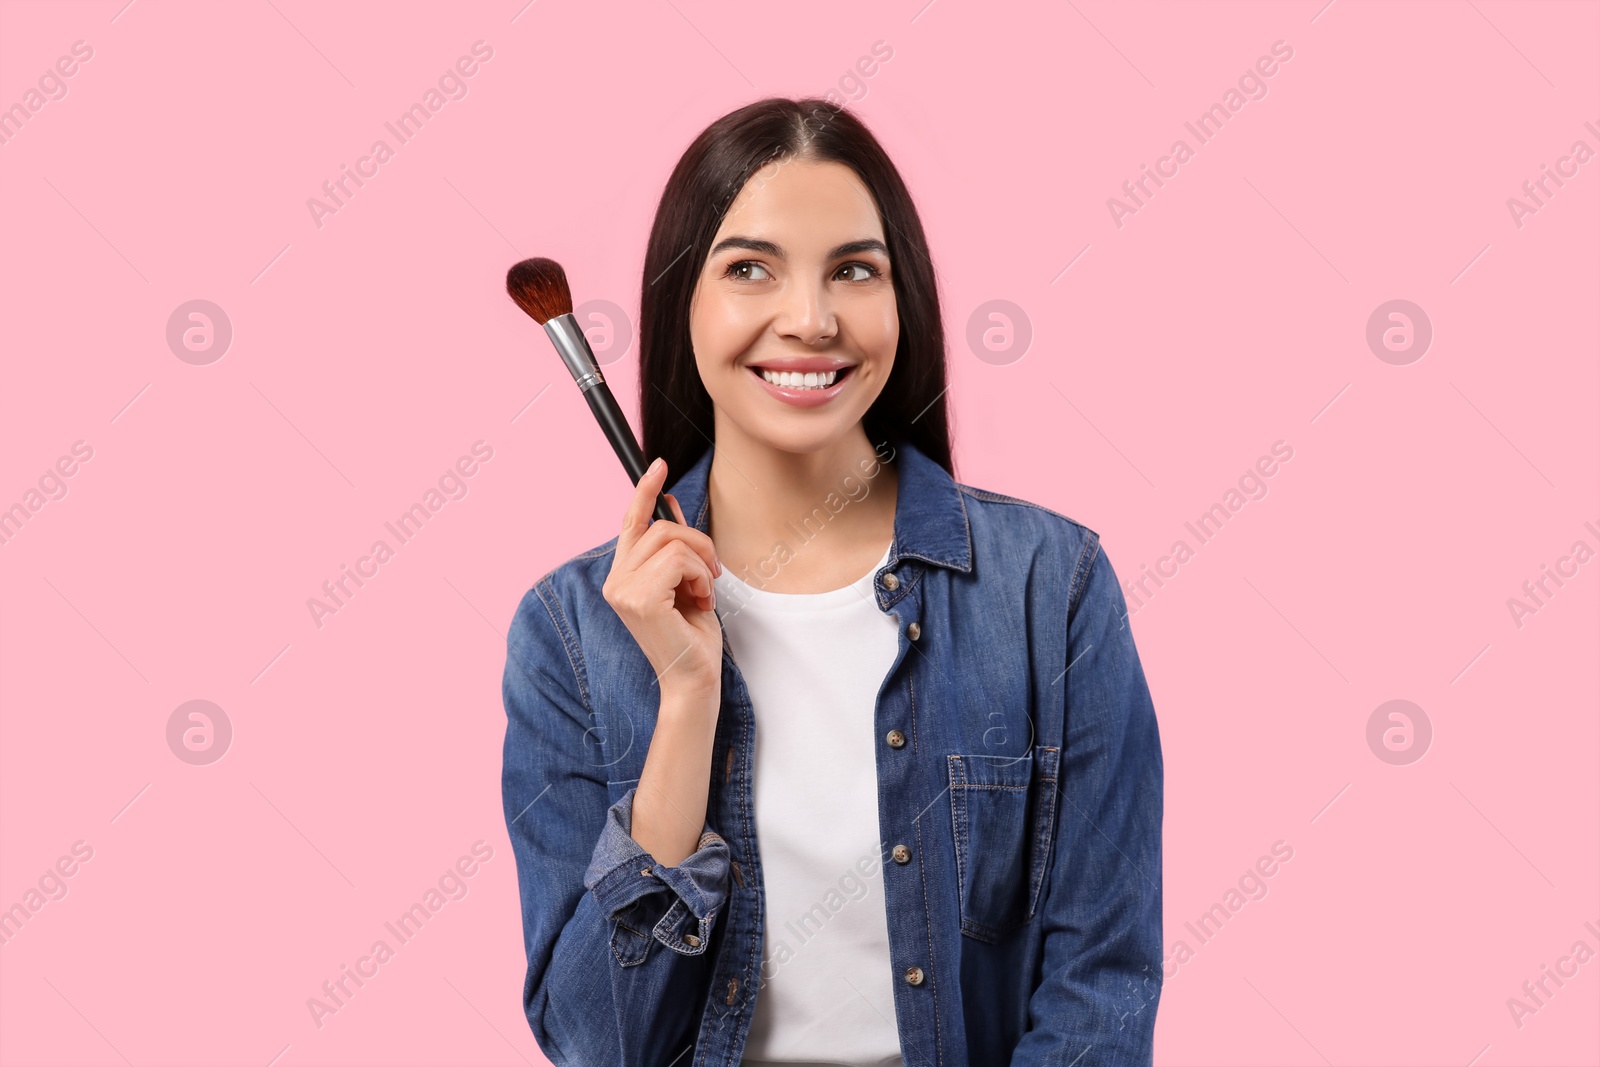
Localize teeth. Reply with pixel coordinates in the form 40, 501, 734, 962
760, 368, 841, 389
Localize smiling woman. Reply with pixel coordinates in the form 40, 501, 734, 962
501, 97, 1164, 1067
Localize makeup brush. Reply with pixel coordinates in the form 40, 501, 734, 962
506, 257, 675, 524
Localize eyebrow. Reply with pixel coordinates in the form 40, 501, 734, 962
709, 236, 889, 260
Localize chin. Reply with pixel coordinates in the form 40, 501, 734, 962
734, 412, 866, 456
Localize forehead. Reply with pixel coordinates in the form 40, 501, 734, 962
712, 158, 883, 245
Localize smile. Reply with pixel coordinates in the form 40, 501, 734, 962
747, 364, 858, 408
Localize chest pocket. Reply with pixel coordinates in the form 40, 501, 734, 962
947, 745, 1060, 942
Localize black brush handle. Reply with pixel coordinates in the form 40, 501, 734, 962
583, 383, 676, 523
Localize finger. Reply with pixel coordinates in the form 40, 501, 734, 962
635, 509, 722, 580
617, 457, 669, 563
648, 542, 715, 603
663, 494, 720, 577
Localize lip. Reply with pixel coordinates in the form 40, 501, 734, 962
748, 363, 857, 408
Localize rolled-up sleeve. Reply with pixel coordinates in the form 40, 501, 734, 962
584, 785, 730, 958
502, 577, 729, 1066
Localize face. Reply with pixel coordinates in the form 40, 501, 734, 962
689, 158, 898, 455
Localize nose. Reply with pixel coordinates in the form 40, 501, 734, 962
773, 276, 837, 347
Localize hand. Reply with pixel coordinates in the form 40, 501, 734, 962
601, 457, 724, 700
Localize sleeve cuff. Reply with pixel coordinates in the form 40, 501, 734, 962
583, 786, 731, 958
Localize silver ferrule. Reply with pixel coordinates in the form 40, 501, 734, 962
544, 313, 605, 392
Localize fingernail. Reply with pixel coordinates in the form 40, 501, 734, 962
648, 457, 664, 475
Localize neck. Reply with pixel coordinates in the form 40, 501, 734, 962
704, 421, 898, 580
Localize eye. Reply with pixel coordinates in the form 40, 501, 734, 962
836, 262, 882, 282
724, 260, 771, 282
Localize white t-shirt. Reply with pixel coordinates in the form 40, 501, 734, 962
713, 540, 906, 1067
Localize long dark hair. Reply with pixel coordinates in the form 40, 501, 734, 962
638, 97, 954, 480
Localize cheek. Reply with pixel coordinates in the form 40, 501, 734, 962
849, 297, 899, 357
691, 291, 766, 360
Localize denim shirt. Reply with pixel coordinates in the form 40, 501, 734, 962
501, 435, 1164, 1067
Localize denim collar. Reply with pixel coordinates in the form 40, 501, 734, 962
667, 434, 973, 574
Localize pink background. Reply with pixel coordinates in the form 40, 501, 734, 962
2, 0, 1596, 1064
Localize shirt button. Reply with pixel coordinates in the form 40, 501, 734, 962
885, 729, 905, 748
882, 572, 899, 591
892, 844, 911, 864
685, 933, 701, 946
907, 621, 921, 640
904, 965, 925, 986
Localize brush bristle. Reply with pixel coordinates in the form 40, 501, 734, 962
506, 258, 573, 324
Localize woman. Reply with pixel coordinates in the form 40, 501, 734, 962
502, 97, 1164, 1067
